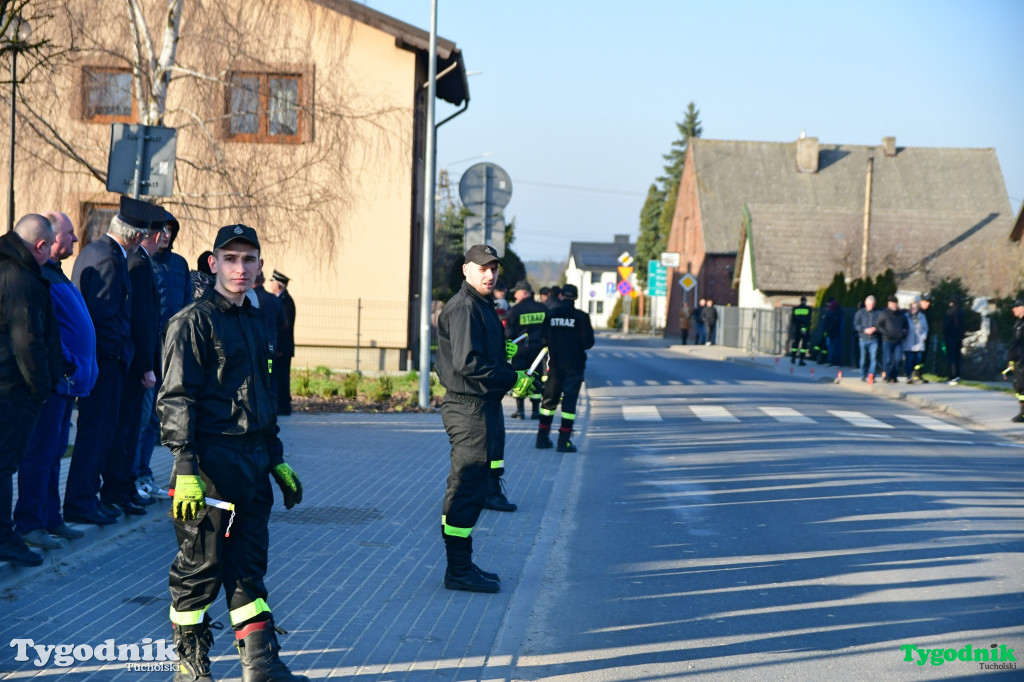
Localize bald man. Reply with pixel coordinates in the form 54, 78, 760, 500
0, 215, 65, 566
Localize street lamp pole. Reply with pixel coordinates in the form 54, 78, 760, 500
7, 46, 17, 232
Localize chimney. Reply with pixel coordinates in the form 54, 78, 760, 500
796, 135, 819, 173
882, 136, 896, 157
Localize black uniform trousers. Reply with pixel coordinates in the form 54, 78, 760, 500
440, 393, 504, 538
276, 355, 292, 415
102, 370, 148, 505
0, 399, 42, 542
169, 437, 274, 628
540, 367, 584, 420
1014, 368, 1024, 403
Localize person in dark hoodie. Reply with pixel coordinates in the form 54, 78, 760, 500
876, 294, 909, 383
0, 214, 65, 567
15, 212, 98, 551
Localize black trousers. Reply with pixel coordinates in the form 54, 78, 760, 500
102, 370, 147, 505
541, 367, 584, 418
0, 398, 42, 542
65, 358, 125, 518
169, 438, 274, 628
276, 355, 292, 415
440, 394, 503, 538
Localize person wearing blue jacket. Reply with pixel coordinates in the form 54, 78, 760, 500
15, 213, 98, 549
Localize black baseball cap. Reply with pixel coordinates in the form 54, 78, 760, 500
513, 279, 532, 293
1013, 298, 1024, 308
214, 224, 260, 250
465, 244, 500, 266
561, 284, 578, 300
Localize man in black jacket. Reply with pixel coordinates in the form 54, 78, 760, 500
702, 299, 718, 345
535, 285, 595, 452
789, 297, 812, 365
877, 294, 909, 383
505, 280, 546, 420
158, 224, 307, 681
435, 244, 533, 593
266, 270, 296, 415
0, 215, 63, 566
1007, 299, 1024, 422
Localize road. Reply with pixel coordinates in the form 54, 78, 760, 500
511, 336, 1024, 680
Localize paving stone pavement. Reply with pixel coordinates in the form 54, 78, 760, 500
0, 400, 577, 681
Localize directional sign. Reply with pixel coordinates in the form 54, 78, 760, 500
617, 265, 633, 281
648, 260, 668, 296
660, 251, 680, 268
617, 280, 633, 296
605, 282, 615, 296
678, 272, 697, 291
618, 251, 634, 267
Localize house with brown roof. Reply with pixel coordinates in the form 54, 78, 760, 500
5, 0, 468, 371
665, 135, 1021, 320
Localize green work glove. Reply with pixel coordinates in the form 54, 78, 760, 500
272, 463, 303, 509
173, 475, 206, 522
510, 370, 534, 399
505, 340, 518, 361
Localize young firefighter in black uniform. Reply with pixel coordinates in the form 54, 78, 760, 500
158, 225, 308, 682
436, 244, 534, 593
1006, 298, 1024, 423
789, 296, 812, 365
536, 285, 595, 452
505, 280, 546, 420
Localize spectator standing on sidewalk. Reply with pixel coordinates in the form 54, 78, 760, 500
15, 212, 96, 550
435, 244, 533, 593
0, 215, 63, 567
693, 298, 706, 345
877, 294, 909, 383
943, 298, 966, 384
702, 299, 718, 345
822, 299, 843, 365
854, 295, 880, 380
159, 224, 308, 681
679, 301, 692, 345
266, 270, 296, 415
1007, 298, 1024, 422
902, 298, 928, 384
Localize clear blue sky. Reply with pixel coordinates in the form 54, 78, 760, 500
367, 0, 1024, 262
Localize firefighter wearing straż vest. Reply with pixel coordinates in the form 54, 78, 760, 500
789, 296, 812, 366
536, 284, 595, 453
158, 224, 308, 682
505, 280, 546, 420
435, 244, 534, 593
1006, 298, 1024, 423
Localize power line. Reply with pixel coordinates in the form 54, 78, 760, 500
515, 179, 646, 198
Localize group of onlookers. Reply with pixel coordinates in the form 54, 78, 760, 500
678, 298, 718, 345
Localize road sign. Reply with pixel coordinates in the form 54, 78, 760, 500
605, 282, 614, 296
617, 280, 632, 296
648, 260, 667, 296
106, 123, 178, 197
458, 163, 512, 213
617, 265, 633, 281
660, 252, 680, 268
679, 272, 697, 291
464, 214, 506, 257
618, 251, 634, 267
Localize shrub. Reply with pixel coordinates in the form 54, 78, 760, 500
371, 374, 394, 401
293, 368, 313, 397
341, 372, 361, 399
315, 365, 332, 379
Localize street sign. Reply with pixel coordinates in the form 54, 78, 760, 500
679, 272, 697, 291
464, 214, 506, 257
106, 123, 178, 197
618, 251, 634, 267
660, 251, 680, 268
459, 163, 512, 215
605, 282, 614, 296
617, 265, 633, 280
647, 260, 667, 296
617, 280, 632, 296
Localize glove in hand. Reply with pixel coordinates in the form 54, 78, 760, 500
272, 463, 304, 509
173, 475, 206, 522
505, 340, 518, 361
510, 370, 535, 399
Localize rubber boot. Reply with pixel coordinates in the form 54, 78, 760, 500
235, 619, 309, 682
530, 399, 540, 419
556, 427, 577, 453
483, 477, 517, 512
443, 535, 499, 593
173, 621, 216, 681
1012, 402, 1024, 423
535, 428, 553, 449
511, 398, 525, 419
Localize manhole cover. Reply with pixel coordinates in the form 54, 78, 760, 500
272, 506, 383, 526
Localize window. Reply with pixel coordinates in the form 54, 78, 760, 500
82, 68, 135, 123
81, 203, 117, 246
590, 272, 602, 284
228, 73, 302, 143
596, 301, 604, 314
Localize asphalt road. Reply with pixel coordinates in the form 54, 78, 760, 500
510, 336, 1024, 681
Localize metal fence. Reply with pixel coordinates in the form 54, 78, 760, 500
293, 297, 412, 373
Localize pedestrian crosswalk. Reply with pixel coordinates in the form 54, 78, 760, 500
611, 403, 969, 433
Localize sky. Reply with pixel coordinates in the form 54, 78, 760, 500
367, 0, 1024, 262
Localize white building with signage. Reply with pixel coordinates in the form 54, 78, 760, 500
564, 234, 637, 329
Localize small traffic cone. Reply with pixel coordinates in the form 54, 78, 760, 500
836, 369, 843, 380
868, 373, 874, 385
810, 367, 815, 378
790, 366, 794, 374
775, 357, 779, 366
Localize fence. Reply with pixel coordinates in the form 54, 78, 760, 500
292, 297, 413, 373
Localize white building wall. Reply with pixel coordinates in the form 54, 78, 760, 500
565, 257, 619, 329
737, 238, 773, 310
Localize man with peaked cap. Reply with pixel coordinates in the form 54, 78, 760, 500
159, 224, 307, 681
536, 284, 594, 453
266, 270, 295, 415
435, 244, 534, 592
64, 196, 149, 525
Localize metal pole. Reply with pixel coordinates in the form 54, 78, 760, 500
7, 49, 16, 233
417, 0, 438, 409
131, 125, 146, 199
356, 297, 362, 374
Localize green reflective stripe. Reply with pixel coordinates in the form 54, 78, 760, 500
169, 605, 208, 626
441, 515, 473, 538
539, 408, 555, 416
560, 412, 575, 420
793, 309, 810, 316
1016, 394, 1024, 401
229, 598, 270, 626
490, 459, 503, 469
529, 393, 541, 400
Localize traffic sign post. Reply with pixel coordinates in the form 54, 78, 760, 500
459, 162, 512, 256
106, 123, 178, 198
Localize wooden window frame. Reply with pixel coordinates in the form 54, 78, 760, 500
226, 71, 305, 144
79, 202, 118, 248
81, 67, 137, 124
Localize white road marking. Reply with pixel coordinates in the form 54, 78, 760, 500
622, 380, 636, 386
689, 405, 739, 422
895, 413, 969, 433
828, 410, 893, 429
622, 405, 663, 421
759, 406, 815, 423
644, 380, 660, 386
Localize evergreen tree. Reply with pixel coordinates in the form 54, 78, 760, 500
658, 102, 703, 189
635, 184, 665, 283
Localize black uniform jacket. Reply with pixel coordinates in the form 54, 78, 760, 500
0, 232, 65, 403
72, 235, 134, 368
127, 246, 161, 379
505, 296, 547, 357
279, 290, 296, 358
542, 300, 595, 371
1010, 318, 1024, 366
436, 280, 517, 399
158, 289, 283, 472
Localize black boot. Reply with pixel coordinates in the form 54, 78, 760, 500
483, 477, 517, 512
556, 428, 577, 453
1012, 402, 1024, 423
443, 535, 499, 593
236, 619, 309, 682
0, 532, 43, 567
530, 399, 540, 419
535, 430, 553, 449
173, 621, 216, 681
511, 398, 525, 419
